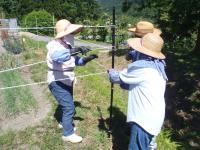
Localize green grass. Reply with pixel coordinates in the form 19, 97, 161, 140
0, 52, 37, 117
157, 130, 180, 150
0, 71, 37, 116
22, 36, 47, 62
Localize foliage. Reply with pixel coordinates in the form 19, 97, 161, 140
22, 10, 55, 36
157, 130, 180, 150
1, 31, 23, 54
98, 0, 123, 14
0, 0, 102, 23
3, 38, 23, 54
163, 37, 200, 149
148, 0, 200, 52
79, 14, 110, 42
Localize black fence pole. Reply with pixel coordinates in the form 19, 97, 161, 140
108, 6, 116, 138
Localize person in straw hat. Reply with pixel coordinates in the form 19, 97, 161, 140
126, 21, 162, 61
46, 19, 98, 143
108, 33, 168, 150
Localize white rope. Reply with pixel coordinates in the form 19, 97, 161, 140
0, 61, 46, 73
0, 45, 114, 74
0, 25, 116, 30
0, 72, 107, 90
83, 25, 116, 28
0, 27, 55, 30
0, 46, 116, 74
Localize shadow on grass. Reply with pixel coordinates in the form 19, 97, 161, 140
164, 49, 200, 149
97, 106, 130, 150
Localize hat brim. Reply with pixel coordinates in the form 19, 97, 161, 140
128, 27, 162, 35
127, 38, 165, 59
55, 24, 83, 39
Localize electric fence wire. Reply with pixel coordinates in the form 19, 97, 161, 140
0, 25, 116, 31
0, 71, 107, 90
0, 45, 113, 74
0, 23, 117, 89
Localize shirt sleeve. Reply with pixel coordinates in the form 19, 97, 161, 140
119, 68, 144, 85
50, 49, 71, 63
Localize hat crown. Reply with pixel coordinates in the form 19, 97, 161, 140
136, 21, 154, 33
142, 33, 164, 53
56, 19, 71, 35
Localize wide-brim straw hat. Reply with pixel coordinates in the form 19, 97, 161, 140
128, 21, 162, 37
55, 19, 83, 39
127, 33, 165, 59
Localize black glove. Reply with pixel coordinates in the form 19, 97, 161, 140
83, 54, 98, 64
71, 46, 91, 55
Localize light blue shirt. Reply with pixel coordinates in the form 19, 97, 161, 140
109, 60, 167, 135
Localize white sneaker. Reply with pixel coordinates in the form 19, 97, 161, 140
58, 123, 63, 129
58, 123, 76, 131
62, 133, 83, 143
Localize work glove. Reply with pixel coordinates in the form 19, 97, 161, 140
83, 54, 98, 64
71, 46, 91, 55
107, 69, 121, 84
108, 69, 129, 89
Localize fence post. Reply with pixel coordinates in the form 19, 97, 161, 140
108, 6, 116, 138
53, 14, 55, 37
35, 16, 39, 51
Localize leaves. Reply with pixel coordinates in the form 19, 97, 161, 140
0, 0, 101, 23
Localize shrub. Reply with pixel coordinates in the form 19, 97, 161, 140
2, 36, 23, 54
22, 10, 55, 36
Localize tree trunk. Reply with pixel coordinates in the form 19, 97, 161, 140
194, 25, 200, 53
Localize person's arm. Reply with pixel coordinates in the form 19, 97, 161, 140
108, 67, 144, 90
50, 49, 71, 63
119, 68, 144, 85
108, 69, 130, 90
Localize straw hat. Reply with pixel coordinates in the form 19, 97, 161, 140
128, 21, 161, 37
127, 33, 165, 59
55, 19, 83, 39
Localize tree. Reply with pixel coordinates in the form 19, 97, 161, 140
0, 0, 102, 23
149, 0, 200, 53
22, 10, 54, 36
122, 0, 200, 53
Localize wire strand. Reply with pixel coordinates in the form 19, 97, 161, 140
0, 61, 46, 73
0, 25, 116, 30
0, 72, 107, 90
